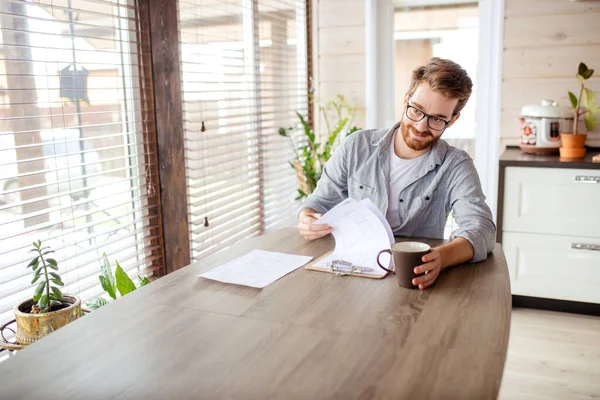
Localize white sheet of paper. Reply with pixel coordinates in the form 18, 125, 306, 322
359, 199, 395, 244
314, 198, 394, 277
199, 249, 313, 288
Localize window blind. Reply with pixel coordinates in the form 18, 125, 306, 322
0, 0, 164, 327
178, 0, 309, 260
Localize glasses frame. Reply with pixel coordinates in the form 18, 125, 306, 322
405, 103, 451, 131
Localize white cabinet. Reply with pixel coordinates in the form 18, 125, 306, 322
501, 166, 600, 303
503, 232, 600, 303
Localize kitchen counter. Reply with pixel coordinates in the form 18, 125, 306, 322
500, 146, 600, 169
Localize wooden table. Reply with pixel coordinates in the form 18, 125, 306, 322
0, 228, 511, 399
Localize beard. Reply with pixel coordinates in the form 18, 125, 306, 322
400, 121, 441, 151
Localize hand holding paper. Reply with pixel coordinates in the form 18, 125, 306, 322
311, 198, 394, 278
298, 210, 332, 240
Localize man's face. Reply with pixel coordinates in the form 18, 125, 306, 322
400, 82, 460, 151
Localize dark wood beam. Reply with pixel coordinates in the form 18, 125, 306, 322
146, 0, 190, 273
306, 0, 314, 129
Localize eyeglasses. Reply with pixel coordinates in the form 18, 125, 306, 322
405, 103, 451, 131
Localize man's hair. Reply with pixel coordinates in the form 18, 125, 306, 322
406, 57, 473, 115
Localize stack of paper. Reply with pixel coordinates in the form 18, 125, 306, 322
312, 198, 394, 277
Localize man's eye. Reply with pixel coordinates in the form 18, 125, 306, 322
431, 117, 441, 122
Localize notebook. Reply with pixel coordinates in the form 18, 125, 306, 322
305, 198, 394, 279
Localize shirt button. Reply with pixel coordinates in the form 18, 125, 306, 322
359, 185, 364, 189
399, 199, 404, 203
425, 196, 430, 201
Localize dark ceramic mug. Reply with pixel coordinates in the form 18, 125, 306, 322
376, 242, 431, 289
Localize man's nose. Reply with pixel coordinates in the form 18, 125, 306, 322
415, 116, 429, 132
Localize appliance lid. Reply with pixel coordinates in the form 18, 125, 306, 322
521, 100, 574, 119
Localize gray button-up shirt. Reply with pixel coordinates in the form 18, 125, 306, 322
300, 124, 496, 262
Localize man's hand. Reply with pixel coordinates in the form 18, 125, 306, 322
412, 249, 442, 290
411, 237, 474, 290
298, 208, 333, 240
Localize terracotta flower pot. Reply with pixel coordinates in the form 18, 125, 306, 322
559, 133, 587, 159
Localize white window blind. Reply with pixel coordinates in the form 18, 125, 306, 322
0, 0, 163, 326
178, 0, 309, 260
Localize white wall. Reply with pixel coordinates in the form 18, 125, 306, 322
315, 0, 366, 130
501, 0, 600, 147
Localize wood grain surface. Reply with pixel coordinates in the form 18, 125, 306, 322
0, 228, 511, 400
147, 0, 190, 273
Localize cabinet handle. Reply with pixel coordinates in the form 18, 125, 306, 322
575, 176, 600, 183
572, 243, 600, 251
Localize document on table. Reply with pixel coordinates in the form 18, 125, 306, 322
199, 249, 313, 288
311, 198, 394, 278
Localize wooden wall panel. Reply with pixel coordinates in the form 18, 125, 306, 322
319, 26, 365, 55
318, 1, 365, 28
502, 79, 600, 110
503, 45, 600, 80
315, 0, 366, 133
319, 82, 365, 104
319, 54, 365, 84
504, 0, 600, 17
504, 14, 600, 48
501, 0, 600, 146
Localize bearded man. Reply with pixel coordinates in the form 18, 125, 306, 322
297, 57, 496, 290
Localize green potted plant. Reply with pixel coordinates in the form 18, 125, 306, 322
11, 241, 81, 348
561, 62, 599, 159
279, 95, 361, 200
85, 253, 150, 310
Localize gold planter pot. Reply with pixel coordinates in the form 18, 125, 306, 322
13, 294, 81, 346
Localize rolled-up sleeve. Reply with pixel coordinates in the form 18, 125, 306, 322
447, 158, 496, 262
297, 134, 354, 219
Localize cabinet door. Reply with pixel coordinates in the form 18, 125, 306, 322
503, 232, 600, 303
503, 167, 600, 237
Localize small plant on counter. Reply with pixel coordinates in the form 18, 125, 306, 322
568, 63, 598, 134
0, 240, 83, 350
28, 240, 64, 314
85, 253, 150, 310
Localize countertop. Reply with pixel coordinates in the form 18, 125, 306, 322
500, 146, 600, 169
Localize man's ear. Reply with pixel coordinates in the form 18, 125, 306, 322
447, 112, 461, 129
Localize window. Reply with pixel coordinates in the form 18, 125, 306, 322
394, 3, 478, 158
178, 0, 309, 260
0, 0, 163, 327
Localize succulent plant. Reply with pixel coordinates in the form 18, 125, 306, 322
27, 240, 64, 314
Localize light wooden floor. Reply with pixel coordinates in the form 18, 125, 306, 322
498, 308, 600, 399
